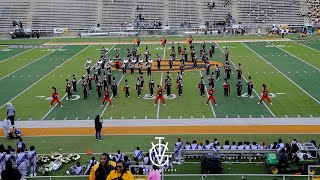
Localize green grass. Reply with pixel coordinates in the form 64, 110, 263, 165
0, 47, 30, 61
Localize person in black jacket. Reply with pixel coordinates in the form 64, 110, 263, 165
1, 160, 21, 180
94, 115, 103, 141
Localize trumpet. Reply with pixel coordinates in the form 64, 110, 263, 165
123, 58, 128, 64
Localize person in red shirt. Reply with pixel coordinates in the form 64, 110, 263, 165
222, 78, 230, 96
258, 84, 272, 105
154, 85, 166, 106
101, 87, 113, 107
50, 87, 62, 107
206, 85, 217, 106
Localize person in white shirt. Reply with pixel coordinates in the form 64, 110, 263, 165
28, 145, 37, 177
2, 118, 10, 138
230, 141, 237, 150
204, 140, 212, 150
66, 162, 83, 175
133, 147, 143, 161
174, 138, 183, 164
223, 140, 231, 150
115, 150, 124, 162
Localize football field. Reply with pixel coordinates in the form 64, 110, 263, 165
0, 36, 320, 121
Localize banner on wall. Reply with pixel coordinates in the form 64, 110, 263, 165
53, 28, 68, 33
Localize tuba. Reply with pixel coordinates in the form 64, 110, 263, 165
123, 58, 128, 64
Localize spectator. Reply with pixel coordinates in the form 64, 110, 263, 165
2, 117, 10, 138
148, 165, 161, 180
89, 153, 116, 180
66, 162, 83, 175
6, 103, 15, 127
94, 115, 103, 141
107, 161, 134, 180
1, 160, 21, 180
13, 127, 21, 139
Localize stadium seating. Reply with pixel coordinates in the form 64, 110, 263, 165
0, 0, 30, 32
32, 0, 97, 31
307, 0, 320, 25
168, 0, 200, 27
237, 0, 305, 26
201, 0, 232, 25
135, 0, 165, 25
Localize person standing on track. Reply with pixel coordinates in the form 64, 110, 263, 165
258, 84, 272, 105
50, 87, 62, 108
6, 103, 15, 127
94, 115, 103, 141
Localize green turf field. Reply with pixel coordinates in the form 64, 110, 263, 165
0, 36, 320, 120
1, 134, 319, 178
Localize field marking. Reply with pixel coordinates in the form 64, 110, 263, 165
310, 115, 313, 117
52, 118, 55, 120
156, 72, 164, 119
242, 42, 320, 105
0, 46, 65, 81
199, 71, 216, 118
297, 115, 301, 118
298, 42, 320, 53
0, 45, 87, 111
64, 117, 67, 120
274, 45, 320, 71
261, 115, 264, 118
87, 117, 90, 120
285, 115, 288, 118
100, 74, 124, 117
168, 116, 170, 119
216, 43, 276, 117
75, 117, 78, 120
0, 48, 33, 63
41, 44, 115, 120
249, 115, 252, 118
29, 118, 32, 121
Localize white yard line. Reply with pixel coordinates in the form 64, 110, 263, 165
273, 45, 320, 71
100, 74, 124, 117
199, 71, 216, 118
0, 46, 65, 81
0, 48, 33, 63
156, 72, 164, 119
216, 43, 276, 117
41, 44, 116, 120
298, 42, 320, 53
0, 46, 89, 110
242, 42, 320, 105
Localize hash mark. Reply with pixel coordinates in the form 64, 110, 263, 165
237, 115, 240, 118
261, 115, 264, 118
285, 115, 288, 118
87, 117, 90, 120
17, 118, 20, 121
110, 117, 113, 119
297, 115, 301, 118
75, 117, 78, 120
309, 115, 313, 117
202, 115, 205, 118
122, 117, 124, 119
29, 118, 32, 121
145, 116, 147, 119
180, 116, 182, 119
249, 115, 252, 118
226, 115, 228, 118
168, 116, 170, 119
64, 117, 67, 120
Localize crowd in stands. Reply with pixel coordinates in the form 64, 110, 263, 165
207, 2, 216, 10
307, 0, 320, 25
181, 21, 192, 28
133, 13, 163, 29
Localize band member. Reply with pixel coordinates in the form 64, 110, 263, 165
115, 49, 120, 60
122, 60, 127, 75
165, 71, 170, 82
178, 43, 182, 54
169, 55, 173, 70
247, 76, 253, 98
82, 76, 88, 99
87, 74, 93, 93
93, 69, 99, 84
129, 61, 134, 76
226, 62, 231, 80
50, 87, 62, 107
206, 61, 210, 76
258, 84, 272, 105
107, 69, 112, 85
66, 79, 72, 100
165, 78, 172, 97
236, 80, 242, 98
111, 77, 118, 99
199, 77, 205, 97
96, 80, 103, 99
144, 46, 149, 62
102, 87, 113, 107
28, 145, 37, 177
225, 47, 229, 61
215, 64, 220, 81
209, 45, 215, 58
177, 79, 183, 96
157, 54, 161, 70
206, 86, 217, 105
154, 85, 166, 106
174, 138, 183, 164
97, 59, 103, 75
140, 75, 145, 89
102, 73, 108, 91
136, 78, 142, 98
123, 79, 130, 99
208, 72, 215, 88
193, 57, 198, 69
16, 148, 28, 176
146, 62, 152, 76
84, 58, 91, 74
176, 72, 182, 86
183, 48, 188, 62
137, 62, 142, 74
222, 78, 230, 96
149, 78, 154, 97
236, 63, 242, 80
179, 62, 184, 75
